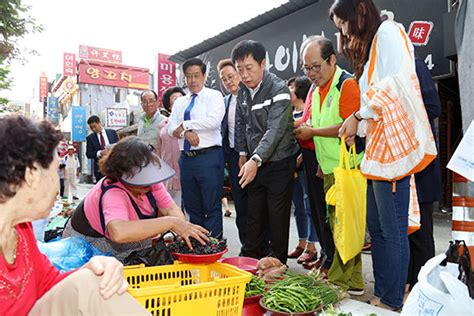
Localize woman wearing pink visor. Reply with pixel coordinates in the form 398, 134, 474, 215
63, 136, 208, 262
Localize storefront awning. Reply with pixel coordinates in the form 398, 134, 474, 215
169, 0, 318, 63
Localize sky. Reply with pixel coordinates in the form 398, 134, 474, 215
4, 0, 288, 101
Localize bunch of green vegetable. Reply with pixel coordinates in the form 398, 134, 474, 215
245, 275, 265, 297
262, 274, 339, 313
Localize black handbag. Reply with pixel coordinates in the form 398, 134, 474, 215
123, 232, 174, 267
441, 240, 474, 299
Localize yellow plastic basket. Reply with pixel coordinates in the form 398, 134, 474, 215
124, 262, 252, 316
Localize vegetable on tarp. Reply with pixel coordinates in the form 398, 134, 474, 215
262, 274, 339, 313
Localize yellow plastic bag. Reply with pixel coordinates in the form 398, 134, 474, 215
325, 184, 336, 206
333, 138, 367, 264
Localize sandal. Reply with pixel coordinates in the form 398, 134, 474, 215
288, 246, 305, 258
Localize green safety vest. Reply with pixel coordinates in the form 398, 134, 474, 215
312, 66, 363, 174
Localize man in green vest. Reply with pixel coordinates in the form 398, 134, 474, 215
295, 35, 364, 295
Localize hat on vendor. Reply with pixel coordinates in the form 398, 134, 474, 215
67, 145, 75, 151
121, 155, 175, 186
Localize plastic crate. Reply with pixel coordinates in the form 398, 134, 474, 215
124, 262, 252, 316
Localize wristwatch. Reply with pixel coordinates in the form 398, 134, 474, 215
353, 111, 362, 122
251, 155, 262, 167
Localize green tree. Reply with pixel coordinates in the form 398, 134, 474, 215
0, 0, 42, 104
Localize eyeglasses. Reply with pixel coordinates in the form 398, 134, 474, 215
221, 73, 237, 84
141, 99, 157, 105
301, 57, 329, 74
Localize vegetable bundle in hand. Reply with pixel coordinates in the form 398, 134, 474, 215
168, 235, 227, 254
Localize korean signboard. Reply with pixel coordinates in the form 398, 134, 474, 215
408, 21, 434, 46
63, 78, 76, 93
39, 75, 48, 102
47, 97, 59, 125
71, 106, 87, 141
195, 0, 450, 87
107, 108, 128, 128
63, 52, 76, 76
78, 60, 149, 90
157, 53, 176, 100
79, 45, 122, 64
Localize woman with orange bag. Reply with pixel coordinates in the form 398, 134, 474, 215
330, 0, 436, 310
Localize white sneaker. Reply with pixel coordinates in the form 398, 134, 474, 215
348, 288, 365, 296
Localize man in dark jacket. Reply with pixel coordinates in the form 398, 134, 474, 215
86, 115, 119, 182
231, 40, 299, 264
218, 58, 248, 247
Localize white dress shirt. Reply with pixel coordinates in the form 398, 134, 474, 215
96, 129, 110, 158
227, 94, 237, 148
168, 87, 225, 151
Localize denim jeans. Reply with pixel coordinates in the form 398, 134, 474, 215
367, 177, 410, 308
293, 169, 318, 243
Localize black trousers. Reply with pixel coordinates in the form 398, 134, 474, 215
301, 148, 335, 269
241, 155, 296, 264
224, 148, 248, 246
59, 178, 65, 197
407, 202, 435, 289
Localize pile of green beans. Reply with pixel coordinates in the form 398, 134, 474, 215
263, 274, 339, 313
245, 275, 266, 297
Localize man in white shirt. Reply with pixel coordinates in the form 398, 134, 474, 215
86, 115, 119, 182
217, 58, 248, 247
62, 145, 81, 200
168, 57, 225, 238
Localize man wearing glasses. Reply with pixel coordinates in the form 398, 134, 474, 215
295, 36, 364, 295
231, 40, 298, 264
138, 90, 166, 154
217, 58, 248, 248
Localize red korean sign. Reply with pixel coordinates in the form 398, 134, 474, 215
39, 75, 48, 102
63, 52, 76, 76
157, 53, 176, 100
78, 60, 149, 90
408, 21, 434, 46
79, 45, 122, 64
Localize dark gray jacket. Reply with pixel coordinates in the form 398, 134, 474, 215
235, 70, 298, 163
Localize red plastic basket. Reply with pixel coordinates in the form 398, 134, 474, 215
171, 248, 228, 264
221, 256, 259, 274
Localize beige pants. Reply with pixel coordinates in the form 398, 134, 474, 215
29, 269, 149, 316
64, 170, 78, 197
